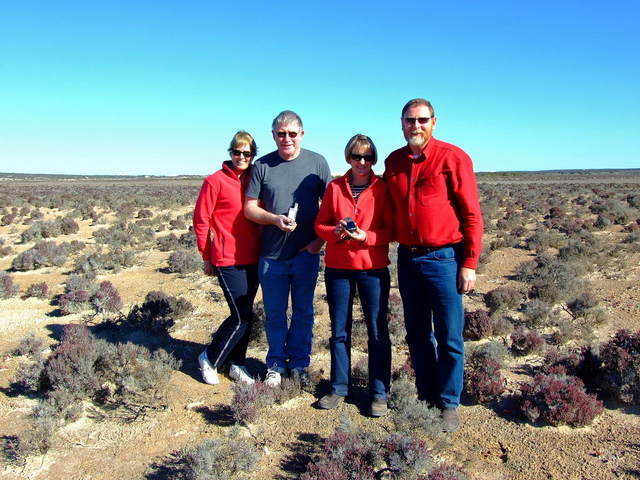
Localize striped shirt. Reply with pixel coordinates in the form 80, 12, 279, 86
350, 181, 370, 202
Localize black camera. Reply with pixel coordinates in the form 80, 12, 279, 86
344, 217, 357, 233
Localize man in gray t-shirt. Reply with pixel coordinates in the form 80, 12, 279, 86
245, 110, 331, 386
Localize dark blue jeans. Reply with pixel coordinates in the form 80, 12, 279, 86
258, 250, 320, 370
325, 267, 391, 401
397, 244, 464, 408
206, 264, 259, 368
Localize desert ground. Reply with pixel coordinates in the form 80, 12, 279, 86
0, 170, 639, 479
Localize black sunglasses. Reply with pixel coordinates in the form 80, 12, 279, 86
350, 153, 375, 163
403, 117, 432, 125
276, 131, 299, 139
231, 149, 253, 158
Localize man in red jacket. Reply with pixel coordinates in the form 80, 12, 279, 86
384, 98, 483, 432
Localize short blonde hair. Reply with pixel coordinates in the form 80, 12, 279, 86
228, 130, 258, 156
344, 134, 378, 165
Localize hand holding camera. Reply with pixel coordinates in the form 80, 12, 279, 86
337, 217, 366, 242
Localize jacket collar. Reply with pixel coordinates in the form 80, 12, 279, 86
339, 169, 381, 189
221, 160, 251, 180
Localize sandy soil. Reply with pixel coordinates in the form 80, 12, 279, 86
1, 188, 639, 480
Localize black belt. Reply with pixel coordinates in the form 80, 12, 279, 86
400, 243, 460, 255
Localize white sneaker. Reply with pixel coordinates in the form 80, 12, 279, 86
229, 364, 255, 385
264, 368, 282, 387
198, 350, 219, 385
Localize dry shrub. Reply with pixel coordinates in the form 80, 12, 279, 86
0, 272, 19, 299
522, 299, 552, 326
74, 247, 137, 274
518, 369, 603, 427
157, 233, 181, 252
567, 292, 607, 325
229, 369, 320, 425
126, 290, 193, 335
463, 309, 492, 340
515, 255, 584, 305
389, 366, 443, 437
179, 428, 260, 480
301, 422, 449, 480
511, 326, 545, 356
91, 280, 123, 313
230, 381, 276, 424
9, 324, 181, 458
484, 286, 521, 314
598, 329, 640, 404
0, 238, 12, 257
13, 333, 44, 357
24, 282, 49, 299
58, 290, 92, 315
423, 463, 468, 480
11, 241, 68, 271
464, 343, 507, 404
167, 249, 201, 274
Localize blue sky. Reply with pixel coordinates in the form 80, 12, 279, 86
1, 1, 638, 175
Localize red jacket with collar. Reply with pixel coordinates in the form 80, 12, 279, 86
315, 171, 394, 270
193, 161, 260, 267
383, 137, 483, 269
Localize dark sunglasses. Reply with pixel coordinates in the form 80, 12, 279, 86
276, 131, 299, 139
349, 153, 375, 163
231, 149, 253, 158
403, 117, 432, 125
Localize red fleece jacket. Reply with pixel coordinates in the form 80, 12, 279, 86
193, 162, 260, 266
315, 171, 394, 270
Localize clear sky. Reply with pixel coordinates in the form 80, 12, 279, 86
1, 1, 638, 176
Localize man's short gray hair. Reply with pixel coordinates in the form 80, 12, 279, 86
272, 110, 303, 131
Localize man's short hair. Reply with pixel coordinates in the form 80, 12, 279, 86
227, 130, 258, 156
344, 134, 378, 165
401, 98, 435, 118
272, 110, 303, 131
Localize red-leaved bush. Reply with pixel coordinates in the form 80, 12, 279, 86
599, 329, 640, 404
519, 368, 603, 426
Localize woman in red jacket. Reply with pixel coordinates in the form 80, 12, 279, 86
193, 131, 260, 386
314, 134, 394, 416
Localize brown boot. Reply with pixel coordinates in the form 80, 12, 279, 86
318, 393, 344, 409
370, 399, 388, 417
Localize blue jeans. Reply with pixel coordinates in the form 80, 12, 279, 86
258, 250, 320, 370
325, 267, 391, 401
397, 244, 464, 408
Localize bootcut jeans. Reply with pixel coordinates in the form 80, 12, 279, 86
397, 244, 464, 408
325, 266, 391, 401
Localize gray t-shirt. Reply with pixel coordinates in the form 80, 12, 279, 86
246, 148, 331, 260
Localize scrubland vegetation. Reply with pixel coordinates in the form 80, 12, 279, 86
0, 171, 639, 479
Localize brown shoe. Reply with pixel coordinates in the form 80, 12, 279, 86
441, 407, 460, 432
318, 393, 344, 409
370, 399, 388, 417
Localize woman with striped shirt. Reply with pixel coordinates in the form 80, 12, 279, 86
314, 134, 394, 417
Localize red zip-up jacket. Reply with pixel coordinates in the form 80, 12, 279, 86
383, 138, 483, 269
315, 171, 394, 270
193, 161, 260, 267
